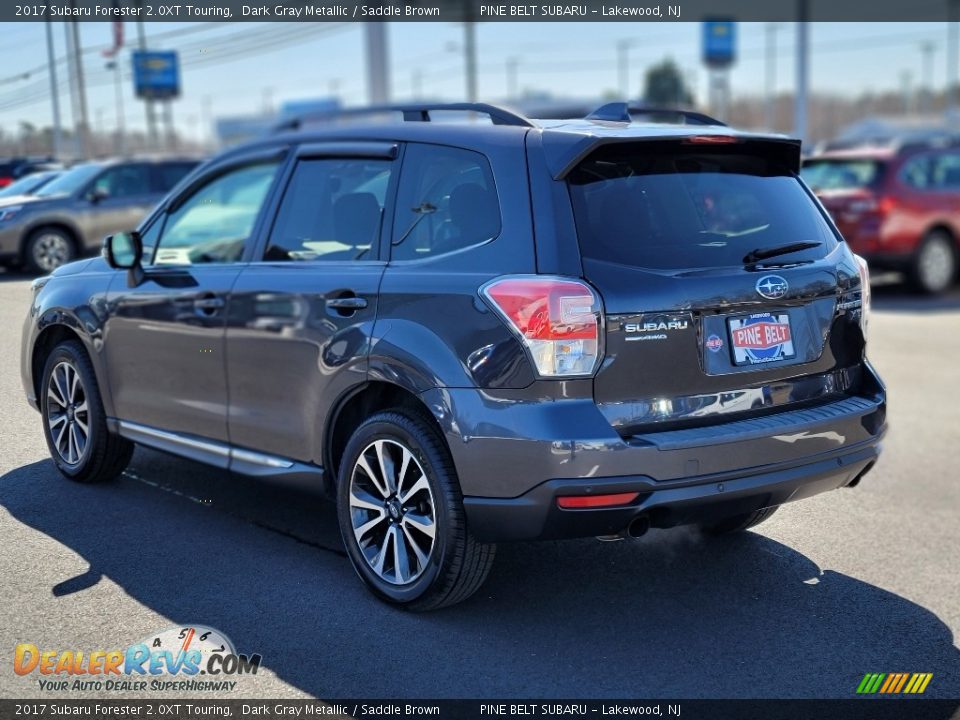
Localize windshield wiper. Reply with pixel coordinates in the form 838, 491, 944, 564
743, 241, 821, 266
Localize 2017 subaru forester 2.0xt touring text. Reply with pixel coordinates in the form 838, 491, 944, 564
21, 103, 886, 610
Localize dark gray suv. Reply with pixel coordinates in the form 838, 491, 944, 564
0, 157, 198, 273
20, 103, 886, 610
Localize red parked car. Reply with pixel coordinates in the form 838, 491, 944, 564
801, 144, 960, 293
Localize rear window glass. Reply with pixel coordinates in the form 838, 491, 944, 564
800, 159, 885, 191
569, 145, 838, 271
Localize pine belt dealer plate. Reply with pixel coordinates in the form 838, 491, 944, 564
728, 312, 795, 365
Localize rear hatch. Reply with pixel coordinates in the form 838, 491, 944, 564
566, 139, 865, 435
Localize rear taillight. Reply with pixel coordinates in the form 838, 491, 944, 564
848, 195, 894, 217
481, 275, 602, 377
854, 254, 871, 340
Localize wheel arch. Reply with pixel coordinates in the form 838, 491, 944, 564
31, 315, 114, 418
20, 221, 83, 261
323, 380, 447, 495
923, 222, 960, 251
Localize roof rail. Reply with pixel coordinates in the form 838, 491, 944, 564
274, 102, 534, 132
586, 102, 726, 127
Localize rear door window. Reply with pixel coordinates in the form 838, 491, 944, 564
800, 158, 885, 191
568, 144, 838, 271
391, 144, 500, 261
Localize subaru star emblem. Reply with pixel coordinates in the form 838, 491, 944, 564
756, 275, 788, 300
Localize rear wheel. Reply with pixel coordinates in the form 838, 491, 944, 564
25, 227, 76, 274
911, 230, 956, 295
336, 410, 495, 611
702, 505, 780, 535
40, 340, 133, 483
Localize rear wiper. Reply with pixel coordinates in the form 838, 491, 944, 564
743, 241, 821, 266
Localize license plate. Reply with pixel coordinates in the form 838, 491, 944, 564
728, 312, 795, 366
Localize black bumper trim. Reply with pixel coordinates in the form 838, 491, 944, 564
464, 441, 881, 542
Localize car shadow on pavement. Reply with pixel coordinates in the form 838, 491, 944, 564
1, 455, 958, 700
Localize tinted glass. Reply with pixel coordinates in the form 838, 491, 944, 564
391, 144, 500, 261
0, 171, 59, 198
92, 164, 152, 197
569, 145, 838, 271
899, 155, 931, 189
34, 163, 104, 197
930, 153, 960, 188
800, 158, 885, 190
265, 158, 392, 262
155, 162, 198, 192
153, 161, 280, 265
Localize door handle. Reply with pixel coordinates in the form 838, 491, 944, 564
325, 296, 368, 310
194, 295, 225, 316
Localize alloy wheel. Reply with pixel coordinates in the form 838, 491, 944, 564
33, 233, 72, 272
349, 439, 437, 585
46, 361, 89, 466
918, 236, 955, 293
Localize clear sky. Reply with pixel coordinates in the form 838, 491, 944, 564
0, 21, 951, 142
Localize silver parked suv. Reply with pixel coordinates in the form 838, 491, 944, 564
0, 157, 198, 273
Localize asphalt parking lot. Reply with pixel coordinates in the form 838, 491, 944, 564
0, 270, 958, 700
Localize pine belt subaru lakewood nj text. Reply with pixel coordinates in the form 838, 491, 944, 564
21, 103, 886, 610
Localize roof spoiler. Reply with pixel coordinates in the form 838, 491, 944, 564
273, 102, 534, 132
545, 135, 803, 180
586, 102, 726, 127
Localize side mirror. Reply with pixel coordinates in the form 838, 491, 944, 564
102, 231, 144, 287
88, 187, 109, 204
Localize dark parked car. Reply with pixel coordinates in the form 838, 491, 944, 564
21, 103, 886, 610
0, 157, 199, 273
0, 156, 60, 187
802, 142, 960, 293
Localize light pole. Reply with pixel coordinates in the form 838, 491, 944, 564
949, 0, 959, 120
44, 10, 63, 158
105, 58, 125, 155
617, 39, 638, 100
506, 57, 520, 99
765, 23, 783, 130
794, 9, 809, 143
920, 41, 936, 114
463, 21, 478, 102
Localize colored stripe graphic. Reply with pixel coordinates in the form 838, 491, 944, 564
856, 672, 932, 694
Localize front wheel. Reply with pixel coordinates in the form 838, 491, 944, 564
25, 227, 76, 274
336, 410, 495, 611
40, 340, 134, 483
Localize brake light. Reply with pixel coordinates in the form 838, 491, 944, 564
684, 135, 740, 145
481, 276, 602, 377
557, 492, 639, 509
854, 254, 871, 340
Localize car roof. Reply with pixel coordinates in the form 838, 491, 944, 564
224, 118, 801, 180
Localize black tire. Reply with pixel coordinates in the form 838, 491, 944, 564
24, 227, 76, 274
910, 230, 957, 295
336, 409, 495, 611
40, 340, 133, 483
702, 505, 780, 536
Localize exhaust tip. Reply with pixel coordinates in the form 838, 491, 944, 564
627, 515, 651, 538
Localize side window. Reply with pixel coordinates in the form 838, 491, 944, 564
154, 162, 198, 193
91, 164, 152, 198
153, 161, 280, 265
931, 153, 960, 189
900, 155, 931, 189
264, 158, 392, 262
391, 144, 500, 261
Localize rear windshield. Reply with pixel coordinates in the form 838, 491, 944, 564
568, 144, 838, 271
800, 158, 885, 191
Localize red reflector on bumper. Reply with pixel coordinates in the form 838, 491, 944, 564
556, 492, 639, 509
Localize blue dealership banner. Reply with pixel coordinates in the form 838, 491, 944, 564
132, 50, 180, 100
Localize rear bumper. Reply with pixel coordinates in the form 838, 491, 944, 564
464, 439, 881, 541
423, 363, 887, 542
